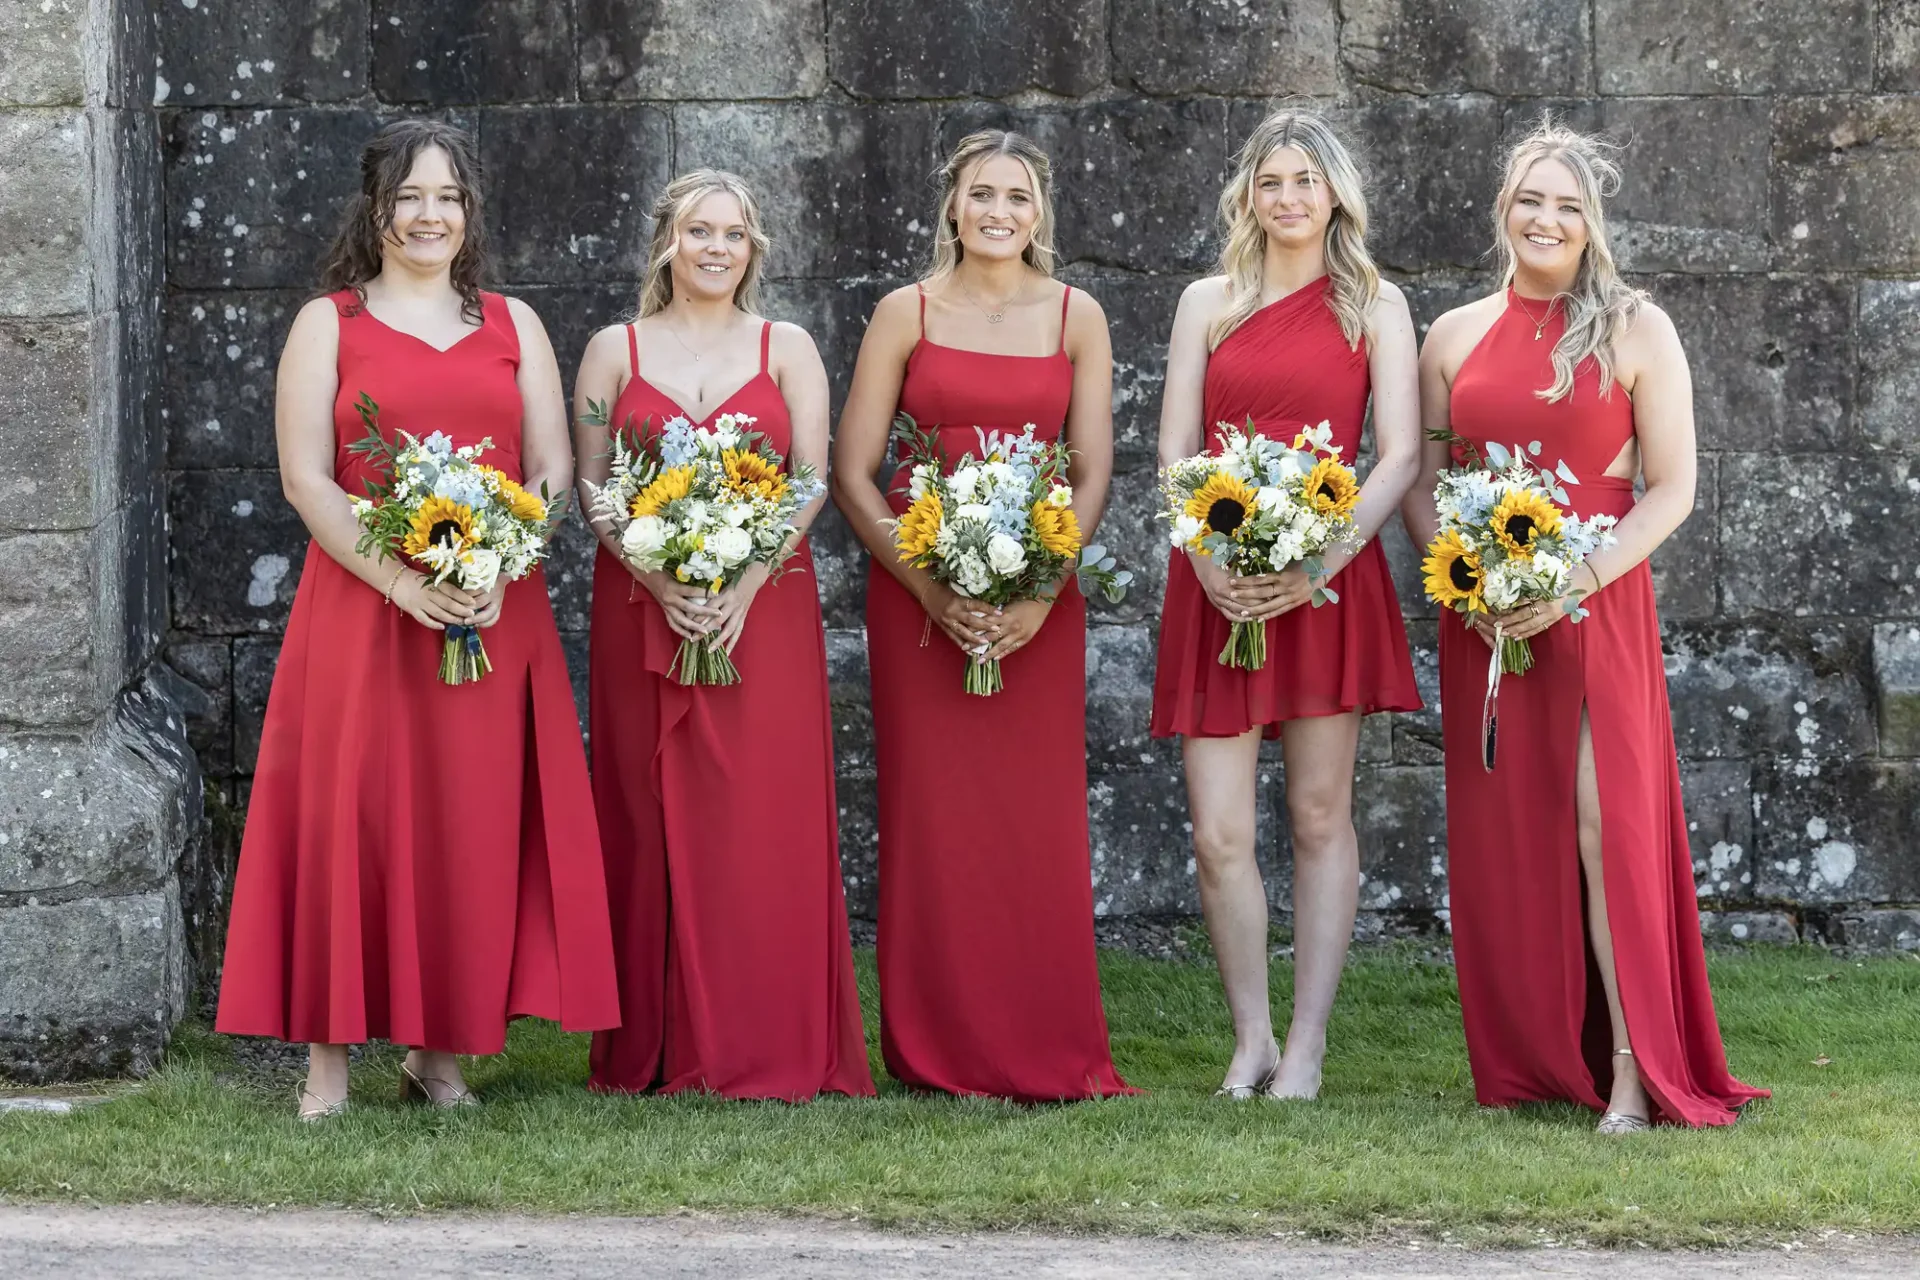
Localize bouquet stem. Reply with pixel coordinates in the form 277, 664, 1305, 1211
1500, 633, 1534, 677
964, 654, 1004, 696
672, 635, 742, 686
439, 624, 493, 686
1218, 618, 1268, 671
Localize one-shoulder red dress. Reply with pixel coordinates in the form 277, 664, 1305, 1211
1151, 277, 1421, 738
587, 320, 874, 1101
216, 290, 621, 1054
867, 285, 1135, 1102
1440, 289, 1767, 1127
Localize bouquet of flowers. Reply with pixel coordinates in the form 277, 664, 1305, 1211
1420, 432, 1618, 676
1159, 419, 1360, 670
887, 414, 1130, 696
579, 402, 824, 685
347, 393, 565, 685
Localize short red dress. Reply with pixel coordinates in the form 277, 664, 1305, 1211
1440, 289, 1768, 1127
867, 285, 1136, 1102
216, 290, 621, 1054
587, 320, 874, 1101
1151, 277, 1421, 738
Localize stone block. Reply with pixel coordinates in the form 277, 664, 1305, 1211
1642, 274, 1854, 454
164, 638, 233, 777
1065, 271, 1192, 465
1698, 911, 1799, 946
0, 319, 103, 530
835, 773, 878, 919
809, 504, 870, 634
1114, 0, 1340, 95
1089, 768, 1204, 917
1378, 518, 1436, 622
373, 0, 574, 105
155, 0, 366, 106
1595, 0, 1871, 94
1088, 455, 1168, 629
1646, 453, 1717, 622
542, 515, 597, 636
1773, 97, 1920, 272
1085, 623, 1166, 775
0, 110, 90, 317
949, 100, 1230, 275
168, 470, 307, 635
1682, 760, 1755, 902
1342, 0, 1589, 95
1754, 759, 1920, 904
481, 105, 668, 286
676, 104, 941, 280
1876, 623, 1920, 757
1719, 453, 1920, 619
1664, 624, 1877, 762
165, 107, 382, 290
1349, 765, 1448, 913
231, 634, 279, 774
112, 109, 166, 309
0, 529, 102, 726
163, 291, 302, 470
830, 0, 1102, 99
824, 628, 872, 779
0, 0, 87, 106
1592, 98, 1771, 274
511, 284, 633, 401
1826, 909, 1920, 952
1886, 2, 1920, 90
760, 277, 900, 412
585, 0, 826, 100
1391, 620, 1442, 764
1400, 274, 1496, 339
1859, 280, 1920, 453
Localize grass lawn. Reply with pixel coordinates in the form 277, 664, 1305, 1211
3, 944, 1917, 1246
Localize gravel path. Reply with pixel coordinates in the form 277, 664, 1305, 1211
2, 1204, 1911, 1278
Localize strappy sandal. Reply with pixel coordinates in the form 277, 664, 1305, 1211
296, 1086, 348, 1123
1596, 1048, 1651, 1134
399, 1061, 480, 1109
1213, 1049, 1281, 1100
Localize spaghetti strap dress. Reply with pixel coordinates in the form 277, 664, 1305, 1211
215, 289, 621, 1054
1151, 276, 1421, 737
866, 284, 1136, 1102
586, 320, 874, 1100
1439, 288, 1768, 1127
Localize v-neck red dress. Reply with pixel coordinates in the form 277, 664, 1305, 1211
587, 319, 874, 1101
216, 290, 620, 1054
1440, 290, 1767, 1127
866, 285, 1135, 1102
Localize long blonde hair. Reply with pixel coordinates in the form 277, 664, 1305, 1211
926, 131, 1058, 281
1211, 108, 1377, 351
636, 169, 771, 318
1492, 116, 1646, 403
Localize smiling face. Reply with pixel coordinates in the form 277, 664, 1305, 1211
666, 189, 753, 304
1504, 156, 1589, 285
951, 153, 1039, 264
1251, 143, 1336, 250
381, 144, 467, 273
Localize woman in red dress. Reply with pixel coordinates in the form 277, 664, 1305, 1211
576, 171, 873, 1101
831, 132, 1134, 1101
1150, 109, 1423, 1100
1406, 118, 1767, 1131
215, 120, 620, 1119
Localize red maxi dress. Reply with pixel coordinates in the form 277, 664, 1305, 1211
216, 290, 621, 1054
587, 320, 874, 1100
1152, 276, 1421, 736
1440, 289, 1768, 1127
867, 285, 1135, 1102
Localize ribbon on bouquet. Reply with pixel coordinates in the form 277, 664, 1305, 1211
1480, 621, 1505, 773
446, 622, 483, 655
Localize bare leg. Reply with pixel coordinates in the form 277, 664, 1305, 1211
402, 1048, 473, 1103
302, 1043, 350, 1115
1183, 728, 1280, 1090
1270, 712, 1362, 1099
1577, 709, 1651, 1123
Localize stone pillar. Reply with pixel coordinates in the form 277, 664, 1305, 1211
0, 0, 199, 1080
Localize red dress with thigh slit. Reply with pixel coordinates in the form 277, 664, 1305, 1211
1439, 290, 1767, 1127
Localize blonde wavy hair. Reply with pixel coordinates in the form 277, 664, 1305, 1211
636, 169, 771, 318
1492, 116, 1646, 403
1211, 108, 1377, 352
926, 131, 1058, 281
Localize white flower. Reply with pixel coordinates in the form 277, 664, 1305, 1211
1047, 484, 1073, 508
458, 547, 502, 592
954, 502, 993, 526
1254, 486, 1287, 514
953, 551, 991, 597
1170, 513, 1203, 546
621, 515, 669, 570
948, 466, 983, 502
705, 525, 753, 568
722, 502, 752, 527
683, 499, 711, 530
986, 532, 1027, 577
1269, 532, 1305, 568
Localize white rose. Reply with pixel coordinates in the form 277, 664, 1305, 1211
458, 547, 502, 592
1170, 513, 1203, 546
954, 502, 993, 526
621, 515, 670, 570
948, 467, 982, 502
1254, 486, 1286, 514
705, 525, 754, 568
986, 532, 1027, 577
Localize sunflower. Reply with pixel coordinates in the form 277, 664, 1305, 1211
722, 448, 788, 502
629, 465, 696, 519
1305, 457, 1360, 518
402, 496, 478, 558
894, 490, 944, 562
1489, 489, 1562, 559
1185, 471, 1257, 540
1422, 529, 1487, 613
1031, 499, 1081, 558
484, 468, 547, 523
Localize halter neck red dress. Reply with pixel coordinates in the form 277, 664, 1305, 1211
867, 285, 1135, 1101
586, 320, 874, 1101
215, 290, 620, 1054
1151, 277, 1420, 738
1440, 289, 1767, 1127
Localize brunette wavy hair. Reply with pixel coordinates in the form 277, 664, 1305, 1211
318, 119, 491, 323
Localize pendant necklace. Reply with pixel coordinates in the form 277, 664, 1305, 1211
1512, 292, 1561, 341
959, 276, 1021, 325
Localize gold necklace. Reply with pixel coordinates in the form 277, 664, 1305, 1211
958, 276, 1022, 325
1512, 292, 1561, 341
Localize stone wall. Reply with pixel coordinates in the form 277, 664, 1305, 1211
154, 2, 1920, 955
1, 0, 201, 1080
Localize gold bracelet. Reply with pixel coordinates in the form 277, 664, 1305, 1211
383, 564, 407, 605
